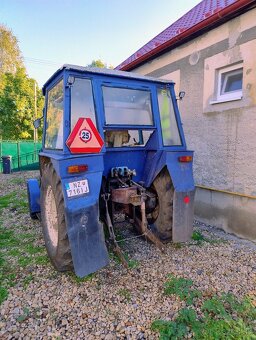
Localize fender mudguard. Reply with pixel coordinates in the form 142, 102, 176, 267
144, 150, 195, 242
165, 152, 195, 242
27, 179, 40, 218
61, 171, 109, 277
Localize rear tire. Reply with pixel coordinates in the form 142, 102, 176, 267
148, 167, 174, 241
40, 162, 73, 271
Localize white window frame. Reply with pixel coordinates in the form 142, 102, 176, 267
211, 63, 243, 104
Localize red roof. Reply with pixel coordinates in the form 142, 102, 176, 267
116, 0, 255, 71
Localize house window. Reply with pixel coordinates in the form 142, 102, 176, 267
217, 64, 243, 102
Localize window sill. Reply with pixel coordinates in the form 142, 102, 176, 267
210, 95, 242, 105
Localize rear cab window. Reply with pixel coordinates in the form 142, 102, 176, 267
102, 86, 154, 148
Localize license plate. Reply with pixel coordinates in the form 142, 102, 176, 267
65, 179, 89, 198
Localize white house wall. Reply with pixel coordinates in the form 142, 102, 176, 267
132, 8, 256, 241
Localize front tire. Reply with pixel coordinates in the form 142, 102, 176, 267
40, 162, 73, 271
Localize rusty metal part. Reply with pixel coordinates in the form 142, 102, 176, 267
135, 200, 165, 253
113, 246, 129, 268
102, 193, 129, 268
129, 194, 141, 206
103, 180, 164, 269
111, 186, 137, 204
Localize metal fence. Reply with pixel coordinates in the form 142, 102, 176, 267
0, 140, 42, 172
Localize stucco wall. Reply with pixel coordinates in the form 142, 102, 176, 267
131, 8, 256, 240
195, 188, 256, 242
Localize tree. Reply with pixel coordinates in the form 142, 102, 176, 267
0, 24, 44, 140
87, 59, 114, 69
0, 67, 44, 140
0, 25, 23, 76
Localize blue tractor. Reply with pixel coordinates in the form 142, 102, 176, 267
27, 65, 195, 277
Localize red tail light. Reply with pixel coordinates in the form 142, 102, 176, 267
67, 165, 88, 174
178, 156, 193, 162
183, 196, 190, 204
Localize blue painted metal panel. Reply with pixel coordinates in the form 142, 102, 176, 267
103, 150, 147, 181
143, 150, 163, 186
63, 72, 72, 156
144, 150, 194, 192
50, 154, 104, 179
60, 166, 109, 277
165, 151, 195, 192
27, 179, 40, 214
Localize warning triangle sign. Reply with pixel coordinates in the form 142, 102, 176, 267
66, 118, 104, 154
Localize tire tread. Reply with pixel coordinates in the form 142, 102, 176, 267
40, 162, 73, 272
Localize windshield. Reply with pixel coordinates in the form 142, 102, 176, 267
157, 88, 182, 146
102, 86, 153, 125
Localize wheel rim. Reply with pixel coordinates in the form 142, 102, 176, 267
45, 186, 58, 248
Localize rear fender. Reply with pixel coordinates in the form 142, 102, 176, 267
172, 190, 195, 242
61, 171, 109, 277
166, 151, 195, 242
144, 151, 194, 192
144, 150, 195, 242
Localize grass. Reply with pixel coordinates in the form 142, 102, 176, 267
0, 193, 14, 209
172, 243, 183, 249
0, 191, 28, 214
191, 230, 227, 246
23, 274, 34, 288
191, 231, 205, 243
0, 219, 49, 304
152, 275, 256, 339
34, 255, 49, 265
0, 176, 52, 305
164, 274, 201, 305
118, 288, 132, 302
16, 307, 30, 322
25, 244, 45, 254
10, 178, 24, 185
110, 250, 140, 269
67, 271, 94, 284
0, 287, 8, 304
8, 249, 21, 257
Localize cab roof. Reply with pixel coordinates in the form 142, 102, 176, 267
42, 64, 173, 94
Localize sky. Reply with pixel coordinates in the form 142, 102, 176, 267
1, 0, 200, 87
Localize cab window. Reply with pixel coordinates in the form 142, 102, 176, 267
45, 79, 64, 150
102, 86, 153, 125
70, 78, 96, 129
157, 88, 182, 146
104, 129, 154, 147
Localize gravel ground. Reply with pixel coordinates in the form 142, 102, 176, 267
0, 171, 255, 339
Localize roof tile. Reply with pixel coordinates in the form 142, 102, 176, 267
116, 0, 239, 70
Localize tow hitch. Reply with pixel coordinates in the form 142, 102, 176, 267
102, 167, 165, 266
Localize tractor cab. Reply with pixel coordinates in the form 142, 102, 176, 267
28, 65, 195, 277
43, 66, 184, 151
